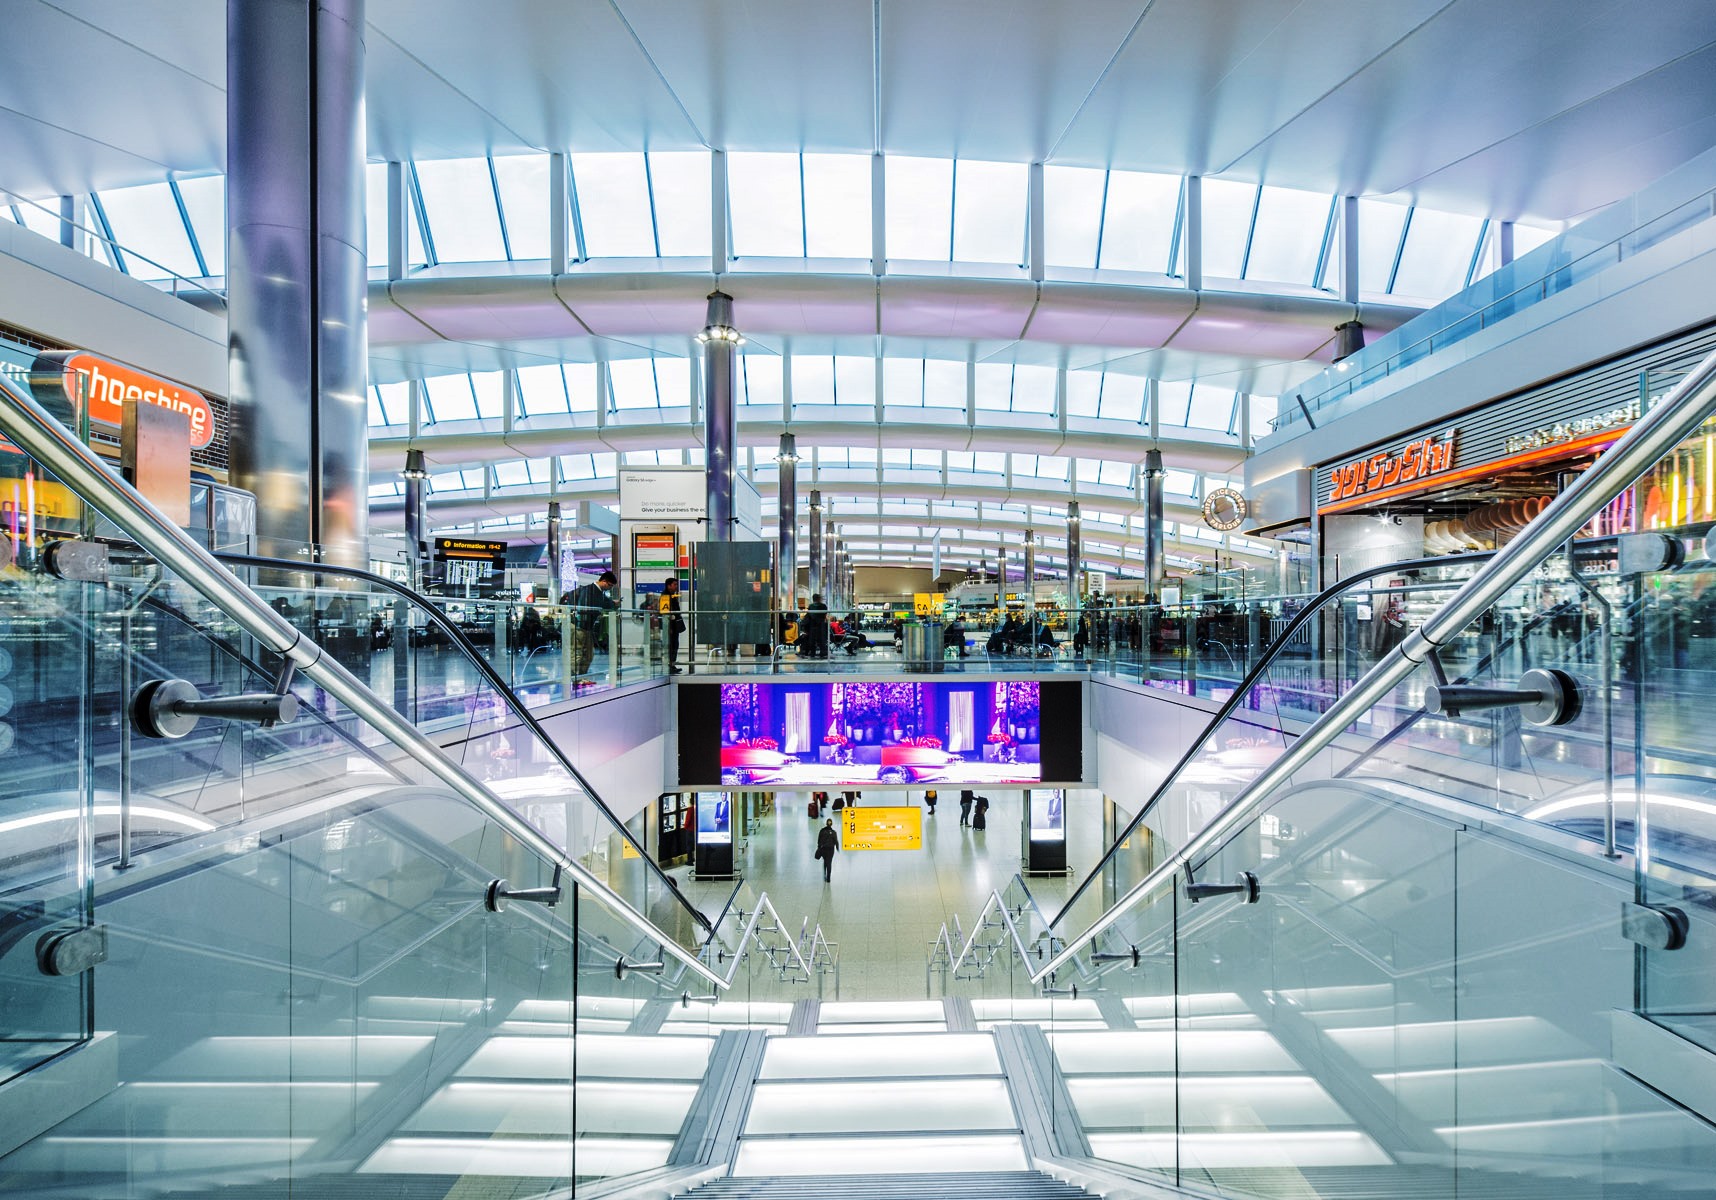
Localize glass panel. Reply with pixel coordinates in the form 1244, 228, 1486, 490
572, 153, 656, 257
882, 358, 923, 407
518, 364, 571, 415
492, 153, 550, 260
1066, 371, 1101, 418
648, 151, 711, 257
365, 162, 426, 270
1198, 178, 1255, 281
1157, 380, 1191, 426
973, 364, 1012, 412
1098, 374, 1146, 423
886, 155, 954, 261
833, 356, 874, 407
792, 357, 836, 406
1100, 170, 1181, 274
96, 183, 199, 280
923, 359, 966, 409
654, 358, 693, 410
565, 362, 598, 412
952, 159, 1028, 265
414, 157, 507, 262
1044, 165, 1105, 268
424, 374, 478, 423
1246, 185, 1330, 285
741, 355, 784, 408
470, 372, 507, 420
1184, 385, 1235, 432
728, 151, 804, 257
802, 153, 871, 258
609, 359, 660, 410
1392, 208, 1485, 301
1011, 364, 1056, 414
175, 175, 225, 276
1357, 198, 1410, 295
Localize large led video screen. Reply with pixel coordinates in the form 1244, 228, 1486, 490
678, 680, 1083, 789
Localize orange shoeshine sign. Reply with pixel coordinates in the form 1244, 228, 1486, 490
51, 353, 215, 449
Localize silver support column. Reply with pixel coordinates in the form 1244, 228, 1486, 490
545, 500, 564, 602
1067, 501, 1082, 620
777, 433, 799, 614
1024, 528, 1037, 637
1142, 449, 1165, 598
402, 448, 427, 590
699, 291, 740, 542
808, 490, 823, 600
227, 0, 369, 567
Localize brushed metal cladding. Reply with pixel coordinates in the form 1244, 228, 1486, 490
226, 0, 369, 567
808, 488, 823, 598
777, 435, 797, 611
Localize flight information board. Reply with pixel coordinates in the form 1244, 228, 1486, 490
840, 806, 923, 851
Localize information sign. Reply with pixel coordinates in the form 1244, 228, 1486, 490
840, 806, 923, 852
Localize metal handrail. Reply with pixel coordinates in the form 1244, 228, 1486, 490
1034, 343, 1716, 984
0, 372, 728, 991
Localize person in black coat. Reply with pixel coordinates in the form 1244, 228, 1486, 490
801, 593, 829, 659
814, 818, 840, 882
972, 794, 990, 831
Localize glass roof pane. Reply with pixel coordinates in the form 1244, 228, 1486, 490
649, 152, 710, 256
470, 371, 507, 419
1185, 384, 1235, 431
97, 183, 198, 280
517, 364, 570, 415
367, 386, 389, 428
1043, 165, 1104, 268
849, 447, 877, 466
560, 453, 597, 480
1099, 170, 1180, 273
1245, 185, 1329, 285
882, 447, 910, 466
175, 175, 224, 275
1075, 458, 1099, 483
974, 450, 1005, 473
923, 359, 966, 409
833, 356, 874, 406
373, 381, 408, 427
728, 151, 803, 257
493, 460, 530, 487
1098, 460, 1131, 487
1199, 178, 1254, 280
792, 356, 836, 405
911, 448, 940, 468
1392, 208, 1484, 301
654, 357, 693, 409
1065, 371, 1101, 417
1157, 379, 1192, 425
973, 363, 1012, 411
952, 159, 1027, 265
593, 451, 616, 475
609, 358, 660, 409
803, 153, 871, 258
11, 198, 60, 239
1011, 364, 1056, 414
741, 354, 783, 407
415, 158, 506, 262
565, 362, 597, 411
1164, 468, 1198, 495
572, 153, 655, 256
882, 358, 923, 406
886, 155, 953, 260
946, 451, 975, 470
1034, 456, 1068, 481
1098, 373, 1145, 422
1357, 199, 1409, 295
492, 153, 550, 260
424, 374, 477, 422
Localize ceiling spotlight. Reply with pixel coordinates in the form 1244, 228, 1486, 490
401, 448, 428, 481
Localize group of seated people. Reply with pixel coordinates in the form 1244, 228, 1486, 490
985, 614, 1059, 656
789, 596, 873, 658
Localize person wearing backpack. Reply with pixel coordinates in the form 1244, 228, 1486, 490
560, 570, 617, 680
814, 818, 840, 882
659, 577, 685, 674
972, 794, 990, 831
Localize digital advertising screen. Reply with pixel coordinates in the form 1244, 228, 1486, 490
1029, 790, 1066, 842
695, 793, 732, 844
677, 679, 1083, 790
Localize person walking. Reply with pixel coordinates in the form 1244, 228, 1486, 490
814, 817, 840, 882
561, 570, 618, 681
924, 789, 938, 816
972, 794, 989, 831
659, 577, 685, 674
959, 790, 974, 827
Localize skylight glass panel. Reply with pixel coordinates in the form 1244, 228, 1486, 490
424, 374, 478, 422
1043, 166, 1104, 268
1357, 199, 1410, 295
493, 461, 530, 487
368, 479, 400, 498
974, 451, 1006, 474
175, 175, 224, 275
1098, 460, 1132, 488
818, 446, 850, 467
849, 447, 877, 466
414, 158, 506, 262
608, 358, 660, 409
1391, 208, 1484, 301
593, 452, 616, 475
559, 453, 598, 480
10, 197, 60, 239
1065, 372, 1101, 417
1157, 380, 1192, 426
729, 152, 803, 257
952, 159, 1028, 264
572, 153, 655, 256
684, 447, 704, 465
1076, 458, 1099, 483
625, 450, 665, 466
1251, 394, 1281, 433
923, 359, 966, 409
882, 447, 911, 467
492, 154, 550, 260
1164, 468, 1198, 495
469, 372, 507, 419
741, 354, 783, 407
1199, 179, 1255, 280
946, 451, 975, 471
886, 156, 953, 260
364, 162, 426, 269
648, 152, 710, 256
803, 153, 871, 258
1245, 185, 1329, 285
911, 449, 940, 469
523, 458, 553, 483
96, 183, 199, 280
1098, 374, 1145, 422
833, 356, 874, 406
1185, 385, 1235, 431
883, 358, 923, 406
1099, 170, 1180, 273
654, 358, 693, 409
973, 363, 1012, 411
372, 381, 408, 427
565, 362, 597, 411
1011, 364, 1056, 414
1013, 453, 1039, 476
792, 356, 836, 406
517, 364, 570, 415
367, 386, 390, 428
1034, 456, 1069, 481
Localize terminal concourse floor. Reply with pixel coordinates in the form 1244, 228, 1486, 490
675, 788, 1105, 1002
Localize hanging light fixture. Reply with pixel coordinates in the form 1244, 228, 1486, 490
1333, 319, 1366, 367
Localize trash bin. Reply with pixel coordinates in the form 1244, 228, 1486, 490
903, 620, 945, 673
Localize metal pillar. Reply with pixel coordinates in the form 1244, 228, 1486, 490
1024, 528, 1037, 638
545, 500, 564, 602
1067, 501, 1083, 619
777, 433, 799, 615
227, 0, 369, 567
402, 448, 428, 589
808, 490, 823, 601
698, 291, 740, 542
1143, 449, 1165, 598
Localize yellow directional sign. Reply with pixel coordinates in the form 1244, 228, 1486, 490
912, 593, 945, 616
840, 806, 923, 851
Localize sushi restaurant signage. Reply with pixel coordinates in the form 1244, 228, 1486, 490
33, 351, 215, 449
1327, 428, 1458, 502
